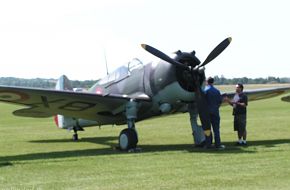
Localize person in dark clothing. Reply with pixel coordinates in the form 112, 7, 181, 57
204, 77, 225, 149
227, 83, 248, 145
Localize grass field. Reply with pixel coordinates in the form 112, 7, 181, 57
1, 87, 290, 189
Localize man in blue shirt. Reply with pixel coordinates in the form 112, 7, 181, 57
204, 77, 225, 149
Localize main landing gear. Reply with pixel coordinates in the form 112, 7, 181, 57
118, 99, 140, 151
119, 128, 138, 150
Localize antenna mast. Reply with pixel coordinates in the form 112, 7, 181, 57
103, 49, 109, 75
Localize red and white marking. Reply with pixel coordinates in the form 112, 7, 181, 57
0, 91, 29, 101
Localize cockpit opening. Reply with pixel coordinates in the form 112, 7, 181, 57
97, 58, 143, 85
128, 58, 143, 72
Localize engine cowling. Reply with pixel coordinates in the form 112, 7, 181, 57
174, 51, 205, 92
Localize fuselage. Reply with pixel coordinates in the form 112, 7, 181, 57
76, 59, 203, 127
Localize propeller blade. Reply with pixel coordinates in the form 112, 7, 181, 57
193, 78, 211, 132
190, 73, 212, 143
199, 37, 232, 68
141, 44, 188, 70
196, 92, 212, 145
196, 94, 212, 131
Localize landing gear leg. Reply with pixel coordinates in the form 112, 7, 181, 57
188, 102, 205, 147
71, 123, 84, 141
118, 99, 139, 151
72, 127, 78, 141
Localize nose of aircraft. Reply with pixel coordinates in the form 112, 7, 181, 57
141, 37, 232, 134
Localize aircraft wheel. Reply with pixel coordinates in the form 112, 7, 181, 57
119, 128, 138, 150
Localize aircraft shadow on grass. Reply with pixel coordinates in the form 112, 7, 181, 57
1, 138, 290, 166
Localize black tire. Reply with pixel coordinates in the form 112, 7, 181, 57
118, 128, 138, 150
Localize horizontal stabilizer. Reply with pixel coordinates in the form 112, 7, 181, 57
13, 107, 52, 118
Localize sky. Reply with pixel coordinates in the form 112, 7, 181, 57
0, 0, 290, 80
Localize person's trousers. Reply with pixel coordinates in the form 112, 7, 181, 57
210, 113, 221, 147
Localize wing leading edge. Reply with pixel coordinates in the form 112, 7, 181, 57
221, 86, 290, 105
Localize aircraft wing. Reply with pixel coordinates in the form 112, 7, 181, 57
221, 86, 290, 105
0, 85, 151, 121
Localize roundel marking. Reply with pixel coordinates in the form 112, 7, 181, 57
0, 91, 29, 101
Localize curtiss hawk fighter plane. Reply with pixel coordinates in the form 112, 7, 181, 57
0, 37, 290, 151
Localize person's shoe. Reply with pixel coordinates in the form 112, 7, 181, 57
236, 142, 242, 146
242, 141, 247, 146
216, 145, 225, 150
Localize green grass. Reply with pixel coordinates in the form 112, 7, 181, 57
1, 94, 290, 190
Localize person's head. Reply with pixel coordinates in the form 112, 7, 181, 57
235, 83, 244, 93
206, 77, 214, 85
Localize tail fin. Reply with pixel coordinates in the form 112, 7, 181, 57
54, 75, 76, 129
55, 75, 73, 91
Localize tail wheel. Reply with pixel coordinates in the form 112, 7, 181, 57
119, 128, 138, 150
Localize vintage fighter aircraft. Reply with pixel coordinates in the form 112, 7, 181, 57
1, 37, 290, 151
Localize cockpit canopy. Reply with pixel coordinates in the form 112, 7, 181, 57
97, 58, 143, 85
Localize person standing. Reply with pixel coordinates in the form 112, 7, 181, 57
204, 77, 224, 149
227, 83, 248, 145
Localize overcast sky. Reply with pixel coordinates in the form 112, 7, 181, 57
0, 0, 289, 80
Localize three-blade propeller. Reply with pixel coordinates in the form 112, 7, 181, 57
141, 37, 232, 71
141, 37, 232, 140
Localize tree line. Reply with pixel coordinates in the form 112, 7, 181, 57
212, 75, 290, 85
0, 77, 98, 89
0, 76, 289, 89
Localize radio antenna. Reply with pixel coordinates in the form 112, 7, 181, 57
103, 49, 109, 75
